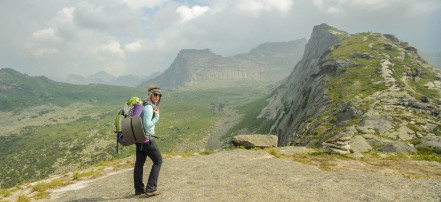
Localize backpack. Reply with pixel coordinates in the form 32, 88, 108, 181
114, 97, 149, 153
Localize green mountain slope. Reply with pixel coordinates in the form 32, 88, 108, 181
0, 68, 145, 112
0, 68, 271, 188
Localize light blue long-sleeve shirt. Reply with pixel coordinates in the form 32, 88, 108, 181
141, 104, 159, 135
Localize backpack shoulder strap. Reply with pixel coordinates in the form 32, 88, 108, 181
142, 100, 155, 120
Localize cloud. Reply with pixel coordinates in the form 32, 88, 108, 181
122, 0, 168, 9
32, 48, 59, 56
99, 41, 125, 59
312, 0, 441, 16
176, 5, 210, 23
124, 39, 146, 52
236, 0, 294, 15
32, 27, 56, 39
0, 0, 440, 80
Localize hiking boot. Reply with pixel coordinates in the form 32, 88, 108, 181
146, 190, 160, 197
135, 190, 145, 195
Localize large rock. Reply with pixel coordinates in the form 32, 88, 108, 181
231, 135, 278, 148
348, 135, 372, 152
359, 115, 394, 135
378, 142, 417, 154
416, 136, 441, 150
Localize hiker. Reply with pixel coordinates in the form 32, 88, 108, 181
134, 85, 163, 196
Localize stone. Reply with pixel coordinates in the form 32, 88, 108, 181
231, 134, 278, 148
348, 135, 372, 152
336, 101, 357, 122
378, 142, 417, 154
417, 136, 441, 150
351, 51, 373, 59
322, 133, 352, 154
359, 116, 394, 135
350, 152, 364, 159
383, 126, 415, 140
275, 146, 309, 155
323, 147, 351, 155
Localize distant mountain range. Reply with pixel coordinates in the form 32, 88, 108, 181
65, 71, 161, 87
0, 68, 145, 111
139, 39, 307, 89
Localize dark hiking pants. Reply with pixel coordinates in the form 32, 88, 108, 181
134, 139, 162, 193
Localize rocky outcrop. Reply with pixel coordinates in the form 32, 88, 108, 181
379, 142, 417, 154
322, 133, 352, 155
258, 24, 346, 146
416, 136, 441, 150
139, 39, 307, 89
258, 24, 441, 154
231, 134, 278, 148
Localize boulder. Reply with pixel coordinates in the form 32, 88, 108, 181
231, 134, 278, 148
378, 142, 417, 154
363, 134, 392, 147
383, 126, 415, 140
336, 101, 357, 122
348, 135, 372, 152
359, 116, 394, 135
351, 51, 373, 59
416, 136, 441, 150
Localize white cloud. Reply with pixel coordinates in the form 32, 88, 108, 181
176, 5, 210, 23
32, 27, 56, 39
32, 48, 59, 56
122, 0, 167, 9
235, 0, 294, 15
124, 39, 145, 52
99, 41, 125, 59
312, 0, 441, 16
1, 0, 440, 80
56, 7, 75, 21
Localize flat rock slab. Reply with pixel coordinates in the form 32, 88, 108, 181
231, 134, 278, 148
49, 150, 441, 202
275, 146, 311, 155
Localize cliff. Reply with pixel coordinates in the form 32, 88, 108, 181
139, 39, 307, 89
258, 24, 441, 153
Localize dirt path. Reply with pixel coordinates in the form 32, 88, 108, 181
47, 150, 441, 202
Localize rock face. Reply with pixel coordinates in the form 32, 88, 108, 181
258, 24, 441, 154
139, 39, 307, 89
231, 134, 278, 148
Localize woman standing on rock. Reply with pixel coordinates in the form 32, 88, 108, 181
134, 85, 162, 197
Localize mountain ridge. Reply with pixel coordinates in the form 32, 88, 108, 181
256, 24, 441, 154
65, 71, 161, 87
139, 39, 307, 89
0, 68, 145, 111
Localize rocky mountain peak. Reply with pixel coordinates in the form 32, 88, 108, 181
177, 48, 219, 59
259, 24, 441, 154
140, 39, 307, 89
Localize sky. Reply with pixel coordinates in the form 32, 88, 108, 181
1, 0, 440, 80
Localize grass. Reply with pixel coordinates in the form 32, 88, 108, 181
32, 178, 72, 192
266, 148, 441, 178
16, 195, 30, 202
1, 84, 271, 189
